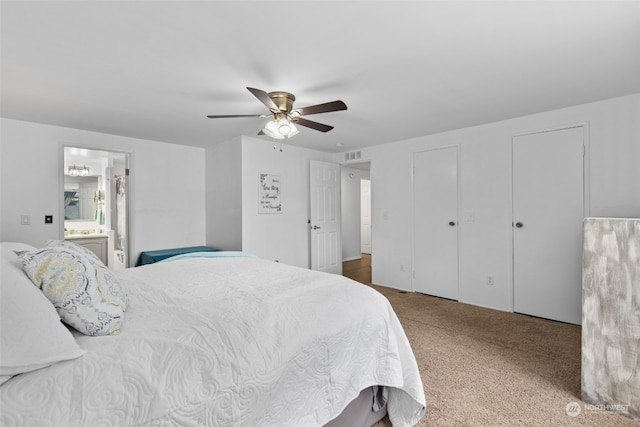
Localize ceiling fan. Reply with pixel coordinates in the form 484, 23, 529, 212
207, 87, 347, 139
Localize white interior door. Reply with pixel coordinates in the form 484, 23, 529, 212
512, 126, 584, 324
413, 147, 459, 300
310, 160, 342, 274
361, 179, 372, 254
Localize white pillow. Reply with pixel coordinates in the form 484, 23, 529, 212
21, 240, 128, 336
0, 242, 86, 383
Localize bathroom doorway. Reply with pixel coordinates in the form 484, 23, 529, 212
62, 146, 130, 269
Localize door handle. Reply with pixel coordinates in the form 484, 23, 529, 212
312, 225, 321, 230
515, 222, 523, 228
448, 221, 456, 226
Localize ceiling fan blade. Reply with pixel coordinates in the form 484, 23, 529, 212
296, 100, 347, 116
206, 114, 265, 119
295, 117, 334, 133
246, 87, 280, 112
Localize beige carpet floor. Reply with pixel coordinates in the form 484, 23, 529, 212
366, 284, 639, 427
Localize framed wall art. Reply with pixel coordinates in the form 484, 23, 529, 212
258, 173, 282, 213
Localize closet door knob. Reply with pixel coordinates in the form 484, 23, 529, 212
515, 222, 524, 228
448, 221, 456, 226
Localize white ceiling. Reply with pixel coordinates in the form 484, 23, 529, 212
2, 1, 639, 153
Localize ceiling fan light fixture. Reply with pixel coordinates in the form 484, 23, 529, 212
278, 122, 292, 135
279, 120, 299, 137
262, 116, 299, 139
208, 87, 346, 139
263, 119, 284, 139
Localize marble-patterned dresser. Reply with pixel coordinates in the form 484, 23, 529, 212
582, 217, 639, 421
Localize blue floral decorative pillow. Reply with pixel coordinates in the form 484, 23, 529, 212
21, 240, 127, 336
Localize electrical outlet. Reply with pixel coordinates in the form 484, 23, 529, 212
400, 263, 405, 272
45, 215, 53, 224
487, 275, 495, 286
21, 215, 30, 225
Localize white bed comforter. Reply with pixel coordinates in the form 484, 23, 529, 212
0, 256, 425, 426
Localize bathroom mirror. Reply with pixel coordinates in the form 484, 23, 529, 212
64, 176, 99, 220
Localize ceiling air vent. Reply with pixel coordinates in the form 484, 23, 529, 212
344, 151, 362, 161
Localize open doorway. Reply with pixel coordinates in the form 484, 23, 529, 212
62, 146, 130, 269
341, 161, 371, 284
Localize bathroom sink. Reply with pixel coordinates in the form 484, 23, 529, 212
65, 232, 106, 240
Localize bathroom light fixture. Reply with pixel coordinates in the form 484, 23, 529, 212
261, 113, 299, 140
68, 165, 90, 176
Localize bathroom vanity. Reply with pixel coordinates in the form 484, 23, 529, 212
65, 233, 108, 265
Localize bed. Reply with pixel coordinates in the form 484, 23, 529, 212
0, 241, 426, 426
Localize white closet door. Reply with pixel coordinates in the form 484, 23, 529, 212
512, 126, 584, 324
413, 147, 459, 300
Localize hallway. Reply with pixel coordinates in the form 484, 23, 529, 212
342, 254, 371, 284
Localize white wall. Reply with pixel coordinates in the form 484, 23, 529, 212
341, 166, 370, 261
239, 137, 332, 268
338, 94, 640, 312
0, 118, 206, 266
205, 137, 242, 251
